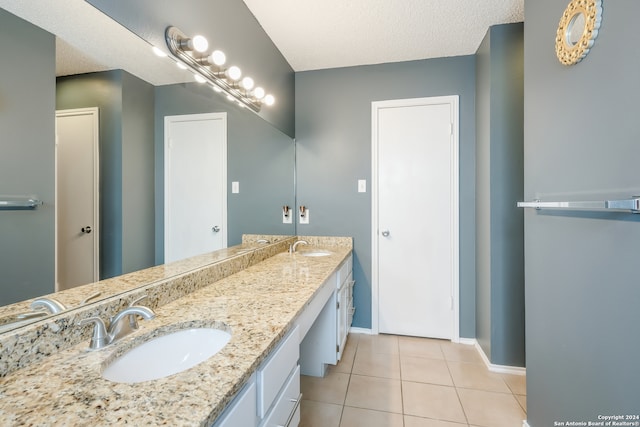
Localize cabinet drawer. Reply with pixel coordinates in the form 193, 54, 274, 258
257, 327, 299, 418
336, 255, 352, 288
260, 365, 301, 427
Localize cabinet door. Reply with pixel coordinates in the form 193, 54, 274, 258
212, 378, 257, 427
337, 282, 349, 360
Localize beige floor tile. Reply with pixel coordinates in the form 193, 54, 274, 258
300, 400, 343, 427
357, 333, 400, 354
345, 374, 403, 413
447, 361, 511, 393
500, 373, 527, 395
440, 343, 484, 364
340, 406, 404, 427
400, 355, 454, 386
402, 381, 467, 424
398, 336, 445, 360
352, 350, 401, 379
515, 394, 527, 412
301, 371, 350, 405
405, 415, 469, 427
457, 388, 526, 427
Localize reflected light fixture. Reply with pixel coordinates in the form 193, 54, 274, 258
165, 26, 275, 112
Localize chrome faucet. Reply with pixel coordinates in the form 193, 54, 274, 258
30, 297, 67, 314
289, 239, 309, 253
79, 298, 155, 350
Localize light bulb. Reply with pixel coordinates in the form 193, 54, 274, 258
208, 50, 226, 66
225, 66, 242, 81
252, 87, 265, 100
241, 77, 255, 91
264, 94, 275, 106
152, 46, 167, 57
190, 35, 209, 53
194, 73, 206, 84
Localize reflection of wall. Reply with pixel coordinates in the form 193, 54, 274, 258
475, 23, 524, 367
0, 9, 55, 305
295, 57, 476, 336
56, 70, 155, 279
153, 83, 295, 264
525, 0, 640, 424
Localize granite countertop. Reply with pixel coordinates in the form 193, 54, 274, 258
0, 244, 351, 426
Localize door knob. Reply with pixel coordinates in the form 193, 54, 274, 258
211, 226, 220, 232
381, 230, 390, 237
81, 226, 92, 234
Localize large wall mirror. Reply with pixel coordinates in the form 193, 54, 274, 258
0, 1, 295, 332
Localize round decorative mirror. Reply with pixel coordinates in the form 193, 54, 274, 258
555, 0, 603, 65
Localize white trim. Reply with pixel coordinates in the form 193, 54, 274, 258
458, 337, 477, 346
473, 340, 527, 376
349, 327, 373, 335
371, 95, 460, 341
523, 421, 531, 427
164, 112, 228, 262
55, 107, 100, 291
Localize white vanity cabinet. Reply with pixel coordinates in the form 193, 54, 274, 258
212, 327, 300, 427
335, 255, 354, 361
299, 254, 354, 376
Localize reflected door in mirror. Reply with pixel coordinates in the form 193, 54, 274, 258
56, 108, 100, 290
165, 113, 228, 263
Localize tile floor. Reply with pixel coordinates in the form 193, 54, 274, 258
300, 333, 526, 427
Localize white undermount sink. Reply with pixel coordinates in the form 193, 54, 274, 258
102, 328, 231, 383
300, 250, 332, 257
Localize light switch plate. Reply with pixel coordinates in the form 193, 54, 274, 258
232, 181, 240, 194
299, 209, 309, 224
358, 179, 367, 193
283, 210, 292, 224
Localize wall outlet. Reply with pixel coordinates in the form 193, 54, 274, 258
299, 209, 309, 224
283, 210, 292, 224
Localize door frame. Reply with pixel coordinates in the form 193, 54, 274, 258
55, 107, 100, 291
164, 112, 228, 262
371, 96, 460, 341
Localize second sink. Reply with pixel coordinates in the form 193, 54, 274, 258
102, 327, 231, 383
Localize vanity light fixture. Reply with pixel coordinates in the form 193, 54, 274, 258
165, 26, 275, 112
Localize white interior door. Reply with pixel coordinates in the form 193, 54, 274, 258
55, 108, 99, 291
164, 113, 227, 263
372, 96, 459, 340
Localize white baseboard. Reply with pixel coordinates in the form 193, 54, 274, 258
470, 340, 527, 376
458, 337, 477, 346
523, 420, 530, 427
349, 327, 373, 335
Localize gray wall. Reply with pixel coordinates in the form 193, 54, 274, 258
121, 73, 156, 273
295, 57, 476, 335
524, 0, 640, 425
475, 23, 525, 367
86, 0, 295, 138
57, 70, 156, 279
154, 83, 295, 263
0, 9, 56, 305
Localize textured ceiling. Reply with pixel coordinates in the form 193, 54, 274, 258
0, 0, 524, 81
0, 0, 186, 85
242, 0, 524, 71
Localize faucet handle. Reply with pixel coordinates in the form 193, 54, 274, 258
128, 294, 148, 307
79, 317, 108, 350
